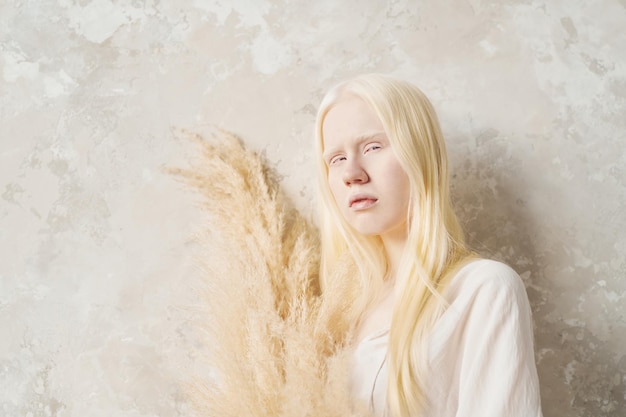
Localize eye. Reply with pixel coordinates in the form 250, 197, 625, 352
328, 155, 346, 166
364, 143, 382, 154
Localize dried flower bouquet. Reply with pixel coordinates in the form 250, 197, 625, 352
172, 129, 370, 417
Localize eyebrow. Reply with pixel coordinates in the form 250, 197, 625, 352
322, 131, 387, 160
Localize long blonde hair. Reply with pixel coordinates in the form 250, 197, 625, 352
315, 74, 472, 417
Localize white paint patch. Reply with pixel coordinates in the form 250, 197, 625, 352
194, 0, 271, 27
564, 360, 577, 385
536, 348, 554, 363
62, 0, 144, 44
572, 248, 592, 268
50, 140, 79, 162
479, 39, 497, 57
2, 50, 39, 82
564, 318, 586, 327
44, 76, 65, 98
604, 290, 622, 303
250, 32, 293, 75
44, 70, 78, 98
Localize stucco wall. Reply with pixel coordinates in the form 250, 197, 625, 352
1, 1, 625, 416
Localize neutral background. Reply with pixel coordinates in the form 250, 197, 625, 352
1, 0, 625, 416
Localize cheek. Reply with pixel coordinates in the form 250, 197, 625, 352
387, 161, 411, 195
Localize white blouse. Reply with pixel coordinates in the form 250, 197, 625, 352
350, 259, 543, 417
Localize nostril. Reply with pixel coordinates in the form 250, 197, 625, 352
342, 166, 369, 185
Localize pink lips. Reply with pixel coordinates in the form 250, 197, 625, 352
349, 194, 378, 210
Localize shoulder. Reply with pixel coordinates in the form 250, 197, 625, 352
429, 260, 543, 417
445, 258, 529, 308
429, 258, 536, 360
433, 258, 535, 347
451, 258, 524, 290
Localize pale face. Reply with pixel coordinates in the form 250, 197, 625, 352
322, 96, 411, 242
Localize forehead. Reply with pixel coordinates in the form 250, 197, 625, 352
322, 96, 385, 149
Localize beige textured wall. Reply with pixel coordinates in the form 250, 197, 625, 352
1, 0, 625, 416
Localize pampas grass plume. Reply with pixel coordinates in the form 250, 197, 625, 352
170, 129, 371, 417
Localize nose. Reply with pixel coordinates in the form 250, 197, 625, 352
342, 160, 369, 186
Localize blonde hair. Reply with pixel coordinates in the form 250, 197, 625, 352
314, 74, 472, 417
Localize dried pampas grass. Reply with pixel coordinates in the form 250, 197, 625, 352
171, 129, 370, 417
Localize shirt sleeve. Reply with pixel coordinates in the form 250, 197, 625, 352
452, 262, 543, 417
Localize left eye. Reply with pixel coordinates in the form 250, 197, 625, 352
365, 144, 381, 153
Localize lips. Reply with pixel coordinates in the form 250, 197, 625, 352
349, 194, 378, 210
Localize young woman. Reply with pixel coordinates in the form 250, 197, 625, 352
314, 74, 543, 417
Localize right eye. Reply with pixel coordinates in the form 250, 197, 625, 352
329, 155, 346, 165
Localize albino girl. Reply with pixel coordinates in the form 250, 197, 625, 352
314, 74, 543, 417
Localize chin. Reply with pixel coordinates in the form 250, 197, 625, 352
349, 220, 407, 239
351, 224, 385, 236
